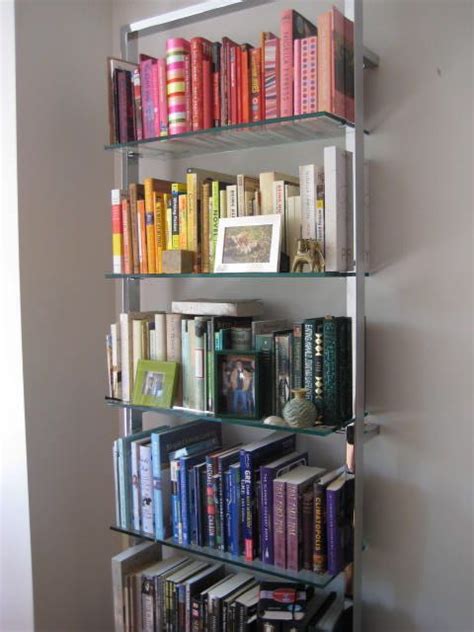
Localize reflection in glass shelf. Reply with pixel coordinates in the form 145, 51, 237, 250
110, 525, 338, 588
105, 398, 340, 437
105, 271, 361, 280
104, 111, 354, 159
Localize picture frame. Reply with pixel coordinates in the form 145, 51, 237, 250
214, 351, 260, 419
214, 214, 282, 273
132, 359, 178, 408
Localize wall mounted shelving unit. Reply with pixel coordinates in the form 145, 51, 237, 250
105, 1, 379, 630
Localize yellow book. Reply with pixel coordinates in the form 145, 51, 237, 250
171, 183, 186, 250
186, 172, 198, 268
164, 193, 173, 251
178, 194, 188, 250
153, 191, 166, 273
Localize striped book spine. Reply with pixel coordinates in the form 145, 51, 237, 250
111, 189, 123, 273
166, 38, 190, 135
264, 37, 280, 119
301, 36, 317, 114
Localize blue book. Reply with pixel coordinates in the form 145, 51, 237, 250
224, 470, 233, 554
240, 432, 296, 561
228, 462, 241, 556
151, 421, 222, 539
116, 425, 170, 530
259, 450, 308, 565
179, 451, 210, 545
191, 462, 207, 546
216, 446, 241, 551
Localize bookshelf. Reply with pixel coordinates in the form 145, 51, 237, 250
106, 1, 379, 630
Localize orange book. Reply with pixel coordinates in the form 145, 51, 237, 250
153, 192, 166, 273
240, 44, 251, 124
121, 197, 133, 274
137, 199, 148, 273
145, 207, 156, 274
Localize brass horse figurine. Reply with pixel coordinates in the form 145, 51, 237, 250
291, 238, 325, 273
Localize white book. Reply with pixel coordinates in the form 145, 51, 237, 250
226, 184, 238, 218
139, 442, 154, 535
110, 322, 121, 400
324, 146, 347, 271
286, 195, 302, 265
259, 171, 299, 214
112, 441, 120, 526
149, 329, 157, 360
219, 189, 227, 219
131, 437, 151, 531
171, 299, 263, 317
111, 541, 162, 632
285, 184, 299, 255
154, 313, 167, 361
106, 333, 113, 399
132, 319, 145, 388
299, 164, 318, 240
315, 167, 325, 252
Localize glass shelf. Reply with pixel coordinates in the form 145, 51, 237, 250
105, 111, 355, 159
105, 271, 361, 280
105, 397, 341, 437
110, 525, 338, 588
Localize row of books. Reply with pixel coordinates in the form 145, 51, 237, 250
113, 421, 354, 576
111, 149, 358, 276
108, 7, 354, 145
106, 299, 352, 426
113, 541, 349, 632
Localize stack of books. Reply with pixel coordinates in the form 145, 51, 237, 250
110, 149, 358, 275
112, 542, 349, 631
106, 300, 352, 427
113, 422, 355, 578
108, 6, 355, 145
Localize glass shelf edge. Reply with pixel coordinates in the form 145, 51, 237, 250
105, 272, 369, 280
110, 525, 338, 588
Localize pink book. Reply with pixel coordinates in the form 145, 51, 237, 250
301, 36, 317, 114
157, 58, 168, 136
139, 55, 156, 139
264, 37, 280, 120
332, 8, 346, 119
280, 9, 316, 118
293, 39, 301, 116
317, 11, 332, 114
152, 59, 160, 138
344, 16, 355, 122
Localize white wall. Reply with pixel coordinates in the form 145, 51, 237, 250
0, 1, 34, 630
15, 1, 117, 630
110, 1, 474, 631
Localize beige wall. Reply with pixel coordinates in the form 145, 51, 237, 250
15, 1, 116, 630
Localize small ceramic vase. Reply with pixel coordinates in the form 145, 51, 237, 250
282, 388, 317, 428
263, 415, 287, 427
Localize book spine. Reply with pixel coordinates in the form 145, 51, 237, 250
194, 317, 206, 411
299, 164, 317, 239
171, 184, 181, 250
139, 444, 154, 535
179, 459, 191, 544
313, 481, 327, 573
131, 442, 141, 531
121, 198, 132, 274
292, 322, 303, 389
241, 45, 250, 124
191, 596, 202, 632
111, 189, 123, 273
323, 317, 339, 424
165, 194, 173, 250
153, 192, 165, 274
230, 466, 241, 556
333, 9, 346, 118
236, 46, 242, 124
112, 441, 120, 525
157, 58, 169, 136
166, 38, 189, 136
201, 182, 211, 273
344, 317, 353, 421
213, 474, 222, 550
141, 576, 155, 632
209, 181, 220, 276
317, 11, 332, 114
179, 194, 188, 250
166, 313, 183, 405
151, 60, 160, 138
206, 456, 218, 548
144, 180, 156, 274
302, 490, 314, 570
273, 479, 286, 568
116, 70, 129, 142
140, 59, 154, 139
186, 172, 199, 271
314, 319, 324, 419
220, 40, 228, 126
170, 458, 181, 540
229, 45, 238, 125
250, 47, 262, 122
264, 38, 280, 119
316, 166, 325, 255
191, 38, 204, 131
324, 145, 347, 271
260, 467, 274, 564
132, 67, 143, 141
212, 42, 221, 127
110, 323, 121, 400
203, 58, 212, 129
326, 485, 343, 574
119, 313, 132, 402
286, 482, 300, 571
181, 319, 190, 408
293, 39, 301, 116
255, 334, 273, 417
185, 52, 193, 133
274, 333, 292, 416
116, 439, 126, 528
151, 434, 165, 539
137, 199, 148, 273
224, 469, 232, 553
303, 320, 315, 404
280, 9, 294, 118
227, 185, 237, 219
272, 180, 285, 216
344, 17, 355, 122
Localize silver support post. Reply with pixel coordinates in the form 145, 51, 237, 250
345, 0, 366, 630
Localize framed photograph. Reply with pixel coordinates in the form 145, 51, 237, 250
215, 351, 260, 419
132, 360, 178, 408
214, 214, 282, 273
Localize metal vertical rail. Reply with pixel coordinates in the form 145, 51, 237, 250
120, 30, 142, 437
349, 0, 366, 630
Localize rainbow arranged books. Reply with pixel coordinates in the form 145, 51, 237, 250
107, 7, 355, 145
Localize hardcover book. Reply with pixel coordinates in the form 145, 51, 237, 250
171, 299, 263, 317
263, 36, 280, 119
326, 472, 355, 575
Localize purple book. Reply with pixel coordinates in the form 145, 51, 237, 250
326, 472, 355, 575
259, 451, 308, 565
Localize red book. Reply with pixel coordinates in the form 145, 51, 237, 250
211, 42, 221, 127
202, 58, 213, 129
250, 47, 262, 122
157, 58, 168, 136
151, 59, 160, 137
301, 36, 317, 114
132, 68, 143, 140
236, 46, 242, 124
220, 40, 228, 125
280, 9, 316, 118
317, 7, 347, 119
116, 69, 135, 142
240, 44, 251, 124
264, 37, 280, 120
191, 37, 213, 131
293, 39, 302, 116
222, 37, 239, 126
229, 44, 238, 125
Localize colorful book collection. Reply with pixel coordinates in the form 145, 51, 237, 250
113, 541, 349, 632
111, 148, 356, 276
113, 421, 355, 580
106, 299, 352, 427
108, 7, 354, 145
